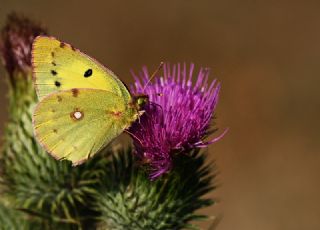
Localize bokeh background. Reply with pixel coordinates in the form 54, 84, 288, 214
1, 0, 319, 229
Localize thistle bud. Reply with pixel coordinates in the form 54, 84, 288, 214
0, 12, 47, 80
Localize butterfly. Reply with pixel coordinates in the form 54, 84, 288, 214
32, 36, 148, 165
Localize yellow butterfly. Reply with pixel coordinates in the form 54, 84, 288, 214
32, 36, 147, 165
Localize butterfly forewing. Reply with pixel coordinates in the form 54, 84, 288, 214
32, 36, 131, 103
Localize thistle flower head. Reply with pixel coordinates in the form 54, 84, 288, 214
0, 12, 47, 77
130, 63, 224, 179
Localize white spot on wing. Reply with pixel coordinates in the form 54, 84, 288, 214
74, 111, 82, 120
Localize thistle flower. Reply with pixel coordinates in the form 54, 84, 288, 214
0, 12, 47, 79
130, 63, 226, 179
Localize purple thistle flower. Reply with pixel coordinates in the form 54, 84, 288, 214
130, 63, 226, 179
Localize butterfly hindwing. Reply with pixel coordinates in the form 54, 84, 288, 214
33, 89, 135, 165
32, 36, 131, 102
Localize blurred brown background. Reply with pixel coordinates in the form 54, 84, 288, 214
1, 0, 320, 229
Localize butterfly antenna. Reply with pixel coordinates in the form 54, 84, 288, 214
142, 62, 164, 92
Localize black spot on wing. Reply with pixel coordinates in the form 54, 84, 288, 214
84, 69, 92, 78
51, 70, 57, 76
55, 81, 61, 87
52, 61, 57, 66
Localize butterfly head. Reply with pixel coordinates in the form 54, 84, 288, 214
132, 94, 149, 110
